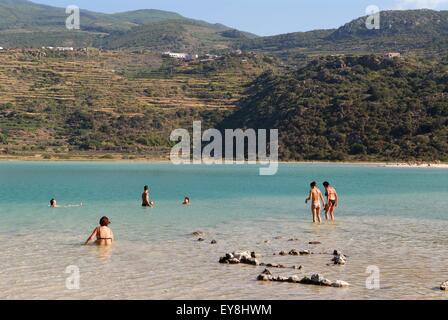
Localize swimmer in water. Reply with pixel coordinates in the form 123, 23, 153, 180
50, 198, 58, 208
182, 197, 190, 205
305, 181, 325, 224
49, 198, 82, 208
85, 216, 114, 246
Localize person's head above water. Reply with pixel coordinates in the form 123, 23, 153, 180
99, 216, 111, 227
144, 185, 149, 191
310, 181, 317, 188
183, 197, 190, 204
323, 181, 330, 188
50, 198, 57, 207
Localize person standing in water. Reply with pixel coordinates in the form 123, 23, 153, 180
323, 181, 338, 221
305, 181, 325, 224
142, 185, 154, 207
85, 216, 114, 246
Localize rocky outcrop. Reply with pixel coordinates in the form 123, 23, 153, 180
280, 249, 311, 256
219, 251, 260, 266
332, 250, 347, 265
258, 272, 350, 288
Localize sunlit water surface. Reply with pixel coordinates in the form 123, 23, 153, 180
0, 162, 447, 299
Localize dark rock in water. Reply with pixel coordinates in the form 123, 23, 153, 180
266, 263, 279, 268
262, 269, 272, 275
257, 274, 273, 281
278, 264, 286, 269
332, 253, 347, 265
259, 263, 266, 267
251, 251, 262, 259
299, 250, 311, 255
228, 258, 240, 264
198, 238, 205, 242
288, 238, 299, 242
279, 251, 287, 256
274, 276, 289, 282
440, 281, 448, 291
288, 275, 300, 283
274, 236, 283, 240
211, 240, 217, 244
299, 274, 333, 287
192, 231, 207, 237
289, 249, 299, 256
333, 249, 342, 256
309, 241, 321, 245
292, 265, 303, 270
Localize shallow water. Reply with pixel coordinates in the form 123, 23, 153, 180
0, 162, 447, 299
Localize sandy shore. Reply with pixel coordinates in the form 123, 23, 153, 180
0, 154, 447, 168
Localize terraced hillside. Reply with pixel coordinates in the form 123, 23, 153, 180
0, 49, 279, 159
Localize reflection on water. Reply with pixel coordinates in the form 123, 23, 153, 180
90, 244, 114, 262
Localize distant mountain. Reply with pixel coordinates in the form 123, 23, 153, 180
239, 9, 448, 55
98, 20, 257, 52
0, 0, 256, 50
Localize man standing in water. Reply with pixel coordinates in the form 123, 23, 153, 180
323, 181, 338, 221
305, 181, 325, 223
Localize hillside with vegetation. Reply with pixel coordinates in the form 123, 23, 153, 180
239, 10, 448, 58
0, 0, 255, 51
0, 49, 279, 159
221, 54, 448, 162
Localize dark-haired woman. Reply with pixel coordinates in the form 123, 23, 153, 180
85, 216, 114, 246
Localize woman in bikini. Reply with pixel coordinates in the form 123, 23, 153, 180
305, 181, 325, 224
85, 216, 114, 246
323, 181, 338, 221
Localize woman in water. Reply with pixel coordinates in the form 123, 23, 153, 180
85, 216, 114, 246
323, 181, 338, 221
182, 197, 190, 205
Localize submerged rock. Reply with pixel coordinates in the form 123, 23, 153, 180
332, 250, 347, 265
211, 240, 217, 244
198, 238, 205, 242
256, 272, 350, 288
309, 241, 322, 245
279, 251, 287, 256
300, 250, 311, 255
440, 281, 448, 290
332, 280, 350, 288
257, 274, 273, 281
251, 252, 262, 259
192, 231, 207, 237
219, 251, 259, 266
261, 269, 272, 275
289, 249, 299, 256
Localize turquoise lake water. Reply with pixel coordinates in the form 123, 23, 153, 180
0, 162, 447, 299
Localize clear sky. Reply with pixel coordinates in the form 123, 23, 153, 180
32, 0, 448, 36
